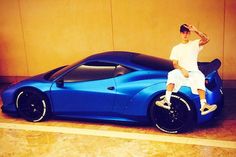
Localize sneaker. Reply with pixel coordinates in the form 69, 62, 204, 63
155, 98, 171, 110
200, 103, 217, 115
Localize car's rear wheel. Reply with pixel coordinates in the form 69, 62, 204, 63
15, 88, 51, 122
150, 93, 196, 133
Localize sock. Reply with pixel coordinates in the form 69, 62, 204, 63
200, 99, 207, 108
165, 91, 172, 103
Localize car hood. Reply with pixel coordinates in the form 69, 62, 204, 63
21, 65, 67, 83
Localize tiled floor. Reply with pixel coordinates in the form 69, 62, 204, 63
0, 84, 236, 157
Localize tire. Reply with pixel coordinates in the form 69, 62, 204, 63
15, 88, 51, 122
150, 93, 196, 133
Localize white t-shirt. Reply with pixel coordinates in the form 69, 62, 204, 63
170, 39, 203, 71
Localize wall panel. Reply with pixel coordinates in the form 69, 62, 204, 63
0, 0, 235, 80
224, 0, 236, 79
19, 0, 113, 75
0, 0, 28, 76
112, 0, 224, 76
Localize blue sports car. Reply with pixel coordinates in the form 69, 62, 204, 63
1, 51, 224, 133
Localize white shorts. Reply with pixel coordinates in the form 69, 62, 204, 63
167, 69, 206, 95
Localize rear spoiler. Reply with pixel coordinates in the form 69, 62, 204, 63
198, 59, 221, 76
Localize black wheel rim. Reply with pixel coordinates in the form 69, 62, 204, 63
153, 96, 190, 132
16, 90, 46, 122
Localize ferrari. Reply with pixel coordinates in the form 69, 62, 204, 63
1, 51, 224, 133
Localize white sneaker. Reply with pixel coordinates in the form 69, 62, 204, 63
155, 98, 171, 110
200, 103, 217, 115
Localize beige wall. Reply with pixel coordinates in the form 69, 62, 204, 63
224, 0, 236, 79
0, 0, 235, 80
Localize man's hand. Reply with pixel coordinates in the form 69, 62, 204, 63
184, 24, 198, 32
180, 68, 189, 78
173, 60, 189, 78
184, 24, 209, 46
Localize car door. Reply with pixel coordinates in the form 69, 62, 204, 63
50, 62, 117, 117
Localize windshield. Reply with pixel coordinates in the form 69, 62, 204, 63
48, 60, 82, 81
44, 65, 67, 80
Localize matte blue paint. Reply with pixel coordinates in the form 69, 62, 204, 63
1, 51, 224, 125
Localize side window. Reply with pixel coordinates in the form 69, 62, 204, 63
64, 62, 116, 82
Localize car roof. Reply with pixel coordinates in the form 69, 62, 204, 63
84, 51, 173, 71
85, 51, 138, 63
48, 51, 173, 81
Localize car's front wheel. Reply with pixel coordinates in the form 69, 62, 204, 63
150, 93, 196, 133
15, 88, 51, 122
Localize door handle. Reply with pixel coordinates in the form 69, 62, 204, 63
107, 86, 115, 90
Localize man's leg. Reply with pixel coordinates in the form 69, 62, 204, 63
198, 89, 206, 101
155, 69, 183, 110
155, 83, 175, 110
189, 71, 217, 115
165, 69, 183, 103
165, 83, 175, 103
197, 89, 217, 115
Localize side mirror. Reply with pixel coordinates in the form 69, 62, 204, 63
56, 78, 64, 88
